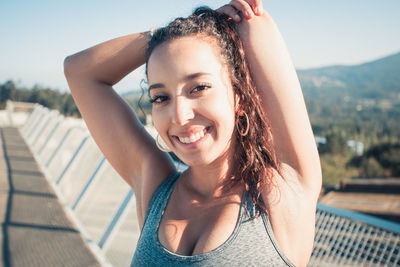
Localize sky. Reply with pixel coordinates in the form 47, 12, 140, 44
1, 0, 399, 93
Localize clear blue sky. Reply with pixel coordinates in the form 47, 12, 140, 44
1, 0, 399, 93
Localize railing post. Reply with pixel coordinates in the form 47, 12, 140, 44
45, 127, 84, 167
55, 135, 90, 184
71, 156, 107, 209
31, 115, 54, 147
26, 108, 47, 140
38, 120, 61, 155
98, 189, 135, 248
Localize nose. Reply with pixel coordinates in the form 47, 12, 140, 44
171, 96, 194, 126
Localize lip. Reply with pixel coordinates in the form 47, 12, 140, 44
175, 126, 210, 137
172, 126, 212, 148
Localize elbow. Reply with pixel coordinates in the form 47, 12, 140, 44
63, 54, 87, 92
63, 56, 74, 94
63, 52, 87, 80
63, 55, 84, 95
63, 54, 107, 88
63, 55, 76, 80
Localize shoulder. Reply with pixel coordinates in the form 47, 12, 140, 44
261, 164, 321, 267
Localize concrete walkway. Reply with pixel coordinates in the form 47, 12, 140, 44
0, 127, 101, 267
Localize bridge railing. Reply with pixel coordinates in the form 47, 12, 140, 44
18, 104, 137, 266
15, 103, 400, 267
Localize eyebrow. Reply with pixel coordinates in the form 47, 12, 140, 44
148, 72, 212, 91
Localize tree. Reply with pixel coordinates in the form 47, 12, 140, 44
348, 143, 400, 177
319, 132, 349, 154
359, 157, 385, 177
0, 80, 16, 108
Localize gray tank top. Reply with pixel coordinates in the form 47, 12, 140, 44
131, 172, 296, 266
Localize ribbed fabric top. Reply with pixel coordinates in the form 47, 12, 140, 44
131, 172, 296, 266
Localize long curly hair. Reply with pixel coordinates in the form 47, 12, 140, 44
145, 7, 281, 215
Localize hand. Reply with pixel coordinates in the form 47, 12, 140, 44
217, 0, 264, 22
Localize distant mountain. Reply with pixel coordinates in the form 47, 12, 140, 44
122, 52, 400, 108
298, 52, 400, 105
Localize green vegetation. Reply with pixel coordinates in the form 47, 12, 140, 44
348, 143, 400, 177
0, 80, 80, 117
308, 100, 400, 187
300, 52, 400, 187
319, 153, 359, 187
317, 135, 399, 187
1, 52, 399, 189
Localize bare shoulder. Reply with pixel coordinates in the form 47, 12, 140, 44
262, 164, 321, 267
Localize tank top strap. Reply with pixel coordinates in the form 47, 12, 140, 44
141, 171, 181, 228
132, 177, 295, 266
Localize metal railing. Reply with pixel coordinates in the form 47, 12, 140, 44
18, 104, 400, 267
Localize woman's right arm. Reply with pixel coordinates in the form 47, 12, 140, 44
64, 32, 175, 222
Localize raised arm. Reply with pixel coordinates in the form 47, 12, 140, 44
218, 2, 322, 266
221, 1, 322, 196
64, 32, 175, 223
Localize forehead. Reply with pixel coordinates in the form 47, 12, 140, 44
147, 36, 227, 83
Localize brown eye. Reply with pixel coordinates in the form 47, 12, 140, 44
150, 95, 169, 104
191, 83, 211, 94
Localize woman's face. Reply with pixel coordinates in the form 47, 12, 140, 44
147, 35, 237, 166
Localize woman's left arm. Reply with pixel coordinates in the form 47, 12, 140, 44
221, 1, 322, 197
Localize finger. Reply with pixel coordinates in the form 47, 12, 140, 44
248, 0, 264, 16
217, 4, 241, 22
233, 0, 263, 16
230, 0, 255, 20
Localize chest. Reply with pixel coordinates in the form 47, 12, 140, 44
157, 193, 242, 256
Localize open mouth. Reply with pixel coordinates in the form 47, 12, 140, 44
174, 126, 212, 145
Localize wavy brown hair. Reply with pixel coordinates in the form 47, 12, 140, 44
145, 7, 281, 215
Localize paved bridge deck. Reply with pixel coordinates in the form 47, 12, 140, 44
2, 118, 400, 266
0, 127, 101, 267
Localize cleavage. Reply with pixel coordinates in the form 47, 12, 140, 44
157, 186, 243, 256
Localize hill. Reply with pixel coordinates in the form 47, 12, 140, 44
298, 52, 400, 107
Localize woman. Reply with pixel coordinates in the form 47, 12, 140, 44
64, 1, 322, 266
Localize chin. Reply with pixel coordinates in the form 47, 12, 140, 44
174, 142, 234, 168
177, 153, 215, 167
179, 157, 208, 167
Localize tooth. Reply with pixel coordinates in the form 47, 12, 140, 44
179, 130, 208, 144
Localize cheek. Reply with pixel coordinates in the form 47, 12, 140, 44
203, 90, 236, 132
152, 108, 168, 134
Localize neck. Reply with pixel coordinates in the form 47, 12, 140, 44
179, 149, 241, 201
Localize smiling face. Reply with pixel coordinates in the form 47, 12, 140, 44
147, 35, 237, 167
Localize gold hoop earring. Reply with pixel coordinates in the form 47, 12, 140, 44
156, 134, 171, 152
236, 112, 249, 136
